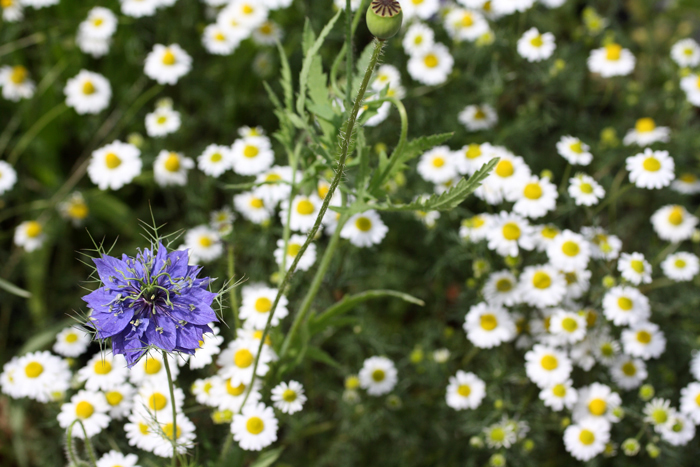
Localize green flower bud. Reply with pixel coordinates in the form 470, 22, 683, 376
366, 0, 403, 41
646, 443, 660, 458
622, 438, 640, 456
469, 436, 484, 448
639, 384, 655, 401
489, 453, 506, 467
523, 439, 535, 452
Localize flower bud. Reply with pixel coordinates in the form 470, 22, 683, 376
366, 0, 403, 41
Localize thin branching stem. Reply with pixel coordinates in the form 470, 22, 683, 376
162, 351, 178, 466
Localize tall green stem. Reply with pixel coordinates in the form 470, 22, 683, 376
8, 102, 68, 165
227, 245, 240, 338
66, 420, 97, 467
162, 351, 178, 466
239, 39, 386, 411
345, 0, 353, 111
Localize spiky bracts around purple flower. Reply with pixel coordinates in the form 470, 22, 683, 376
82, 243, 218, 367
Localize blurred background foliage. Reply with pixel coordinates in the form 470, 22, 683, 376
2, 0, 700, 466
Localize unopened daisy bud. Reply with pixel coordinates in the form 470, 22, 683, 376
585, 309, 598, 327
343, 389, 360, 403
127, 132, 144, 148
473, 258, 489, 278
523, 439, 535, 452
505, 255, 520, 268
386, 394, 402, 409
345, 375, 360, 390
476, 31, 495, 47
489, 453, 506, 467
603, 442, 617, 457
639, 384, 655, 401
156, 97, 173, 109
494, 399, 504, 410
366, 0, 403, 41
354, 404, 365, 414
212, 409, 233, 424
680, 67, 692, 78
409, 347, 424, 364
466, 278, 478, 289
469, 436, 484, 448
612, 406, 625, 420
374, 142, 388, 154
270, 271, 282, 285
602, 275, 616, 288
394, 172, 406, 187
353, 325, 362, 334
540, 169, 554, 180
646, 443, 660, 458
561, 417, 571, 429
692, 229, 700, 243
600, 127, 619, 147
622, 438, 640, 456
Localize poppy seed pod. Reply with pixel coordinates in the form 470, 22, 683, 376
366, 0, 403, 41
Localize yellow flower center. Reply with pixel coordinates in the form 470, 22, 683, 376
605, 43, 622, 61
530, 35, 543, 47
75, 401, 95, 419
105, 152, 122, 169
588, 398, 607, 416
139, 422, 150, 435
495, 160, 514, 178
371, 369, 385, 382
490, 428, 505, 442
106, 391, 123, 406
296, 200, 315, 215
10, 66, 27, 84
622, 362, 637, 376
542, 226, 558, 239
149, 393, 167, 411
569, 141, 583, 153
474, 108, 486, 120
495, 278, 512, 292
565, 271, 577, 285
156, 115, 167, 125
523, 183, 542, 200
635, 118, 656, 133
652, 408, 668, 424
561, 241, 580, 257
457, 384, 471, 397
243, 145, 259, 158
25, 221, 42, 238
250, 197, 264, 209
617, 297, 633, 311
668, 206, 684, 226
226, 380, 246, 396
355, 216, 372, 232
282, 389, 297, 402
92, 18, 103, 27
562, 317, 578, 333
162, 50, 176, 65
675, 259, 687, 269
82, 81, 95, 95
260, 23, 273, 35
65, 333, 79, 343
214, 32, 226, 41
630, 260, 645, 273
93, 360, 112, 375
600, 342, 614, 356
480, 314, 498, 331
432, 156, 445, 168
680, 173, 697, 183
254, 297, 272, 313
199, 236, 213, 248
287, 243, 301, 257
234, 349, 254, 368
540, 355, 558, 370
461, 13, 473, 27
636, 330, 652, 344
423, 54, 438, 68
163, 423, 182, 440
414, 35, 423, 45
533, 272, 551, 289
68, 202, 89, 220
552, 384, 566, 397
164, 153, 180, 172
502, 222, 521, 241
471, 216, 485, 228
242, 4, 254, 14
579, 429, 595, 445
144, 358, 162, 375
643, 157, 661, 172
695, 393, 700, 407
246, 416, 264, 434
465, 144, 481, 159
580, 183, 593, 194
24, 362, 43, 378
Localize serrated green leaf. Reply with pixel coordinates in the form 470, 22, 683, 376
301, 19, 316, 54
307, 55, 329, 108
275, 41, 293, 111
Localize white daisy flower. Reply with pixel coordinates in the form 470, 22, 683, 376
459, 213, 493, 242
217, 338, 273, 386
401, 0, 440, 20
540, 379, 577, 412
486, 211, 535, 257
463, 302, 516, 348
359, 356, 397, 396
251, 20, 282, 46
274, 234, 316, 271
610, 356, 647, 390
124, 411, 160, 451
219, 0, 268, 30
563, 417, 610, 462
407, 42, 454, 86
539, 0, 566, 9
532, 224, 560, 252
402, 22, 434, 56
433, 348, 450, 363
144, 44, 192, 85
371, 64, 402, 93
485, 152, 531, 196
145, 106, 181, 137
332, 0, 362, 10
556, 135, 593, 165
563, 268, 592, 300
0, 65, 35, 101
153, 150, 194, 187
517, 27, 556, 62
102, 382, 135, 420
591, 330, 621, 366
0, 357, 23, 399
18, 0, 59, 7
549, 309, 587, 344
57, 191, 90, 226
280, 194, 323, 233
234, 191, 272, 224
621, 322, 666, 360
623, 118, 670, 147
483, 420, 517, 448
689, 351, 700, 380
271, 380, 307, 414
570, 338, 596, 371
671, 38, 700, 68
547, 229, 590, 271
64, 70, 111, 114
573, 383, 621, 425
417, 146, 458, 184
524, 344, 572, 388
482, 270, 520, 307
120, 0, 159, 17
659, 412, 696, 446
231, 135, 274, 176
617, 252, 652, 285
96, 450, 140, 467
133, 380, 185, 420
239, 285, 288, 330
179, 324, 224, 370
1, 0, 23, 22
231, 402, 278, 451
184, 225, 223, 263
602, 286, 650, 326
491, 0, 535, 15
14, 221, 46, 252
58, 390, 111, 438
568, 174, 605, 206
192, 376, 220, 407
650, 204, 698, 243
129, 352, 180, 385
661, 252, 699, 281
445, 370, 486, 410
444, 8, 490, 42
587, 43, 635, 77
198, 144, 233, 178
76, 352, 129, 391
53, 326, 91, 358
680, 73, 700, 106
453, 142, 494, 176
671, 173, 700, 194
151, 414, 197, 458
582, 226, 622, 260
626, 148, 675, 189
254, 165, 294, 206
78, 7, 117, 40
87, 140, 142, 190
0, 160, 18, 194
202, 23, 243, 55
211, 376, 261, 412
11, 351, 70, 402
644, 397, 674, 430
510, 175, 558, 219
679, 382, 700, 425
458, 104, 498, 132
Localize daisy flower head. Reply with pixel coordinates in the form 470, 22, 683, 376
154, 150, 194, 187
556, 135, 593, 166
524, 344, 572, 388
680, 73, 700, 106
621, 322, 666, 360
517, 28, 556, 62
17, 0, 59, 7
610, 356, 647, 390
671, 38, 700, 68
618, 252, 651, 285
280, 194, 323, 233
691, 351, 700, 381
120, 0, 159, 17
452, 142, 496, 176
484, 152, 531, 194
650, 204, 698, 242
482, 270, 520, 307
549, 309, 587, 344
217, 338, 273, 386
547, 229, 590, 271
179, 323, 224, 370
679, 382, 700, 425
234, 191, 272, 224
458, 104, 498, 132
407, 42, 454, 86
203, 23, 243, 55
573, 382, 622, 425
587, 43, 635, 77
58, 390, 111, 438
359, 356, 398, 396
271, 380, 307, 414
87, 140, 142, 190
78, 7, 117, 40
401, 0, 440, 20
0, 357, 23, 399
14, 221, 46, 252
463, 302, 516, 348
661, 252, 699, 281
539, 0, 566, 8
212, 375, 261, 412
563, 417, 611, 462
568, 174, 605, 206
0, 160, 18, 195
417, 146, 458, 184
582, 226, 622, 260
532, 224, 560, 252
231, 135, 274, 176
220, 0, 269, 30
486, 211, 535, 257
626, 148, 675, 189
659, 412, 696, 446
563, 268, 592, 300
274, 234, 317, 271
643, 398, 675, 431
76, 352, 129, 391
239, 285, 288, 330
623, 118, 670, 147
446, 371, 486, 410
192, 376, 220, 407
491, 0, 535, 15
1, 0, 23, 22
58, 191, 90, 226
103, 382, 135, 419
483, 420, 517, 449
231, 402, 278, 451
672, 173, 700, 194
124, 411, 160, 451
64, 70, 111, 114
144, 44, 192, 85
198, 144, 233, 178
540, 379, 578, 412
602, 286, 650, 326
371, 64, 402, 93
183, 225, 223, 264
0, 65, 35, 101
96, 451, 140, 467
145, 105, 181, 137
11, 351, 70, 402
254, 165, 294, 207
402, 22, 435, 55
53, 326, 91, 357
510, 175, 558, 219
151, 414, 197, 457
444, 8, 490, 43
252, 20, 283, 46
133, 379, 185, 420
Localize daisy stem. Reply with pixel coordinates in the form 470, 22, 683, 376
66, 420, 97, 467
558, 163, 571, 194
279, 142, 302, 277
239, 39, 386, 411
227, 245, 240, 338
7, 102, 69, 165
0, 32, 45, 58
162, 351, 178, 466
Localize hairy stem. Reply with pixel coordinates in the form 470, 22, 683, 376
162, 351, 178, 466
345, 0, 353, 111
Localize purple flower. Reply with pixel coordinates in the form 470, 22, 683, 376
82, 243, 218, 367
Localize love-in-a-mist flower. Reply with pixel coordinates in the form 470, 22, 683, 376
563, 417, 610, 462
144, 44, 192, 85
88, 140, 142, 190
458, 104, 498, 131
82, 242, 218, 366
626, 149, 675, 189
444, 8, 489, 42
587, 43, 635, 77
402, 22, 434, 55
407, 43, 453, 86
650, 204, 698, 242
271, 380, 307, 414
617, 252, 652, 285
0, 65, 35, 101
671, 38, 700, 68
463, 302, 516, 348
517, 28, 556, 62
64, 70, 111, 114
178, 323, 224, 369
661, 252, 699, 281
445, 370, 486, 410
14, 220, 46, 252
0, 160, 18, 195
231, 402, 278, 451
359, 356, 397, 396
120, 0, 159, 17
602, 286, 650, 326
568, 174, 605, 206
623, 118, 670, 147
